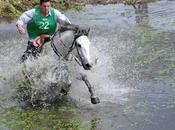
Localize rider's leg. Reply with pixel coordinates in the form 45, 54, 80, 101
20, 41, 35, 62
20, 38, 48, 63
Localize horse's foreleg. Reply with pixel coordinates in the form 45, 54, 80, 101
80, 74, 100, 104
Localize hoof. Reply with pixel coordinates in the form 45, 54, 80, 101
91, 96, 100, 104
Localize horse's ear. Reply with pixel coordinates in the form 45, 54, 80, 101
88, 28, 90, 33
86, 28, 90, 36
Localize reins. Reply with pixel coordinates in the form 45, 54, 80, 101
50, 28, 63, 57
50, 25, 83, 66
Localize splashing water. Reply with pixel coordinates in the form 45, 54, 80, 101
0, 21, 133, 108
1, 1, 175, 129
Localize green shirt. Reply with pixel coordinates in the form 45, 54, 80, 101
27, 6, 57, 39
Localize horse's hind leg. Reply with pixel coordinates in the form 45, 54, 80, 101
80, 73, 100, 104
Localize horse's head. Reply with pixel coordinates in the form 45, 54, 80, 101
51, 25, 93, 70
74, 28, 92, 70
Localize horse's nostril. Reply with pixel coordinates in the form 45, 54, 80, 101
86, 63, 92, 68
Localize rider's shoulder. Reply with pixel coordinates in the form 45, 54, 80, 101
53, 8, 62, 14
22, 8, 35, 16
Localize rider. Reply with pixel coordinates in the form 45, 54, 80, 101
16, 0, 71, 62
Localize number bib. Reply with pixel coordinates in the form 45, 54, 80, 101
27, 6, 57, 39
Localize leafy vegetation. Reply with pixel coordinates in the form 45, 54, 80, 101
0, 0, 85, 20
0, 106, 84, 130
0, 0, 159, 20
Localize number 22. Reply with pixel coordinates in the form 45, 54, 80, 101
39, 22, 49, 29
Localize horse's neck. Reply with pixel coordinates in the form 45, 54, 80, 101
60, 30, 75, 46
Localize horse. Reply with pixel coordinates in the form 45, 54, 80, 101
50, 25, 100, 104
18, 25, 100, 106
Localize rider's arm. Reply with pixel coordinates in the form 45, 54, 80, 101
16, 9, 35, 34
54, 9, 71, 26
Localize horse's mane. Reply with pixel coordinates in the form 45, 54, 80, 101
60, 24, 90, 36
60, 24, 79, 32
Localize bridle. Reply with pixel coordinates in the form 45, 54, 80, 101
50, 25, 90, 66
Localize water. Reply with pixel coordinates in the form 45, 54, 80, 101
1, 0, 175, 129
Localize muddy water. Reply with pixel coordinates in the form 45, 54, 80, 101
0, 0, 175, 130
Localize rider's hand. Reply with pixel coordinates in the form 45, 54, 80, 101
33, 35, 52, 48
16, 24, 25, 34
48, 35, 53, 40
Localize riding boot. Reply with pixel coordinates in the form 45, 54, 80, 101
20, 50, 32, 63
20, 39, 46, 63
20, 41, 36, 63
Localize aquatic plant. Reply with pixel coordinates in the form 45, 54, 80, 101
0, 106, 84, 130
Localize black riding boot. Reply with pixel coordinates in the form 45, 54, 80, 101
20, 41, 38, 63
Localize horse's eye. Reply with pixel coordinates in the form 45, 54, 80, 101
77, 44, 81, 48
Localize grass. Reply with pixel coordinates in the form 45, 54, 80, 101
0, 106, 84, 130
